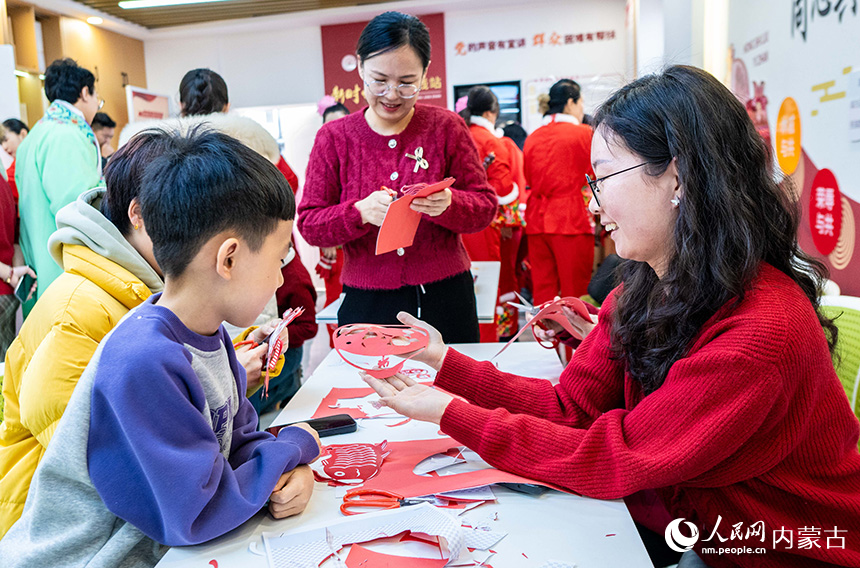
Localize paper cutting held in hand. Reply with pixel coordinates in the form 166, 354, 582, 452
375, 177, 456, 255
333, 324, 430, 378
495, 296, 591, 359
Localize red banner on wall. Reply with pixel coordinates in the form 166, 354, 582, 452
321, 13, 448, 114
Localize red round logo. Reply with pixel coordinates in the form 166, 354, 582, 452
809, 169, 842, 256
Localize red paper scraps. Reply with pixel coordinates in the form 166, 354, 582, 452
345, 543, 448, 567
376, 177, 456, 255
334, 324, 430, 379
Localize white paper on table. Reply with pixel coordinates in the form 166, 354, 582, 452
538, 561, 577, 568
331, 393, 404, 419
435, 485, 496, 501
262, 503, 463, 568
462, 527, 507, 550
413, 451, 467, 476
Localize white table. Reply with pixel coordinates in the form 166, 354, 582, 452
316, 261, 501, 324
157, 343, 653, 568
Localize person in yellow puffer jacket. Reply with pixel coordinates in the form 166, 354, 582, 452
0, 130, 289, 537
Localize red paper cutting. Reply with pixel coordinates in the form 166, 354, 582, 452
495, 296, 592, 358
316, 440, 391, 485
376, 178, 456, 255
345, 543, 447, 567
312, 387, 377, 419
334, 325, 430, 378
359, 438, 567, 498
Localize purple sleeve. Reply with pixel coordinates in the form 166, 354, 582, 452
223, 331, 318, 468
298, 125, 372, 247
427, 114, 496, 234
87, 328, 319, 546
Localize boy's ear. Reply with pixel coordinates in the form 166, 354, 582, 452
215, 237, 241, 281
127, 199, 143, 231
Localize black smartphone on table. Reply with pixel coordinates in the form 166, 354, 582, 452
266, 413, 357, 438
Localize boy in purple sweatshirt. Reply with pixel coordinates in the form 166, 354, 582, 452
0, 128, 321, 567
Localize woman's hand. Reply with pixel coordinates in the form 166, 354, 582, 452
533, 300, 598, 342
320, 247, 338, 262
361, 371, 453, 424
355, 190, 394, 226
268, 465, 314, 519
8, 265, 35, 289
410, 188, 452, 217
396, 311, 448, 371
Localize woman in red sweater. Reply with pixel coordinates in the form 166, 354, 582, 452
298, 12, 496, 344
363, 66, 860, 567
458, 86, 522, 342
523, 79, 595, 304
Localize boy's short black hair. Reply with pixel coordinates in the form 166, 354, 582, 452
44, 58, 95, 104
91, 112, 116, 130
101, 129, 177, 236
139, 127, 295, 278
2, 118, 28, 135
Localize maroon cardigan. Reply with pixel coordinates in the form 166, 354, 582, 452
298, 104, 496, 290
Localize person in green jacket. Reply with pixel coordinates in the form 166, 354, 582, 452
15, 58, 101, 310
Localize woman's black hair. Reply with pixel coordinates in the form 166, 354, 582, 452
501, 121, 527, 151
179, 68, 229, 117
458, 85, 499, 124
594, 65, 837, 394
2, 119, 28, 135
101, 129, 177, 236
44, 58, 95, 104
356, 11, 431, 69
543, 79, 581, 116
322, 103, 350, 123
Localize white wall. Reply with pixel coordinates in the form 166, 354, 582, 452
144, 25, 325, 110
144, 0, 627, 117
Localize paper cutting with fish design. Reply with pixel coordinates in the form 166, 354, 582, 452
313, 440, 391, 485
334, 324, 430, 378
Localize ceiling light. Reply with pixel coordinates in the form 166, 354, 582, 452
119, 0, 233, 9
86, 16, 104, 25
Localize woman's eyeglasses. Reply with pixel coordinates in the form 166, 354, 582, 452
363, 79, 420, 99
585, 162, 652, 207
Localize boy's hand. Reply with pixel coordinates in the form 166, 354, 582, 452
289, 422, 322, 459
268, 465, 314, 519
251, 319, 290, 348
234, 342, 267, 388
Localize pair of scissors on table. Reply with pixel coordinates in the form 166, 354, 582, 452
340, 488, 431, 516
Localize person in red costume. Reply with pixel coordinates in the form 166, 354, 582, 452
458, 86, 520, 342
363, 66, 860, 568
524, 79, 595, 305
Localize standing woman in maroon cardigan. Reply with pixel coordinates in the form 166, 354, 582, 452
298, 12, 496, 343
362, 66, 860, 567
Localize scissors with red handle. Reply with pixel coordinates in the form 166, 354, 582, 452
340, 488, 428, 516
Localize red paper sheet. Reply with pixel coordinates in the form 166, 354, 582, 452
375, 178, 455, 255
359, 438, 567, 498
345, 543, 447, 567
312, 387, 376, 419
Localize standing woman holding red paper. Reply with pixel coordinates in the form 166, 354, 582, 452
299, 11, 496, 343
524, 79, 595, 304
